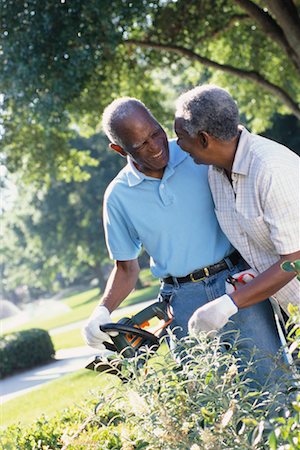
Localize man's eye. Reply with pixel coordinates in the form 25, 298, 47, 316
136, 142, 146, 151
152, 130, 161, 138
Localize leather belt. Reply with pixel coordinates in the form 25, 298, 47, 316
162, 250, 241, 285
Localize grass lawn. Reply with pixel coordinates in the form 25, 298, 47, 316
1, 370, 119, 429
51, 328, 84, 350
1, 342, 169, 429
51, 300, 156, 350
1, 270, 163, 430
2, 277, 160, 335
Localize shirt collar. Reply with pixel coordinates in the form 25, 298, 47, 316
125, 139, 188, 187
231, 127, 252, 176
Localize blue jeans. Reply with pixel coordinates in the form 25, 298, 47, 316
159, 256, 287, 389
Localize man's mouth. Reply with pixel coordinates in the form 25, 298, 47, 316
152, 150, 164, 159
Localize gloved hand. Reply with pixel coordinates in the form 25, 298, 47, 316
82, 305, 118, 350
188, 294, 238, 335
225, 269, 257, 294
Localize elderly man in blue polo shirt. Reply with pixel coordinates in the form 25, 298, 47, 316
82, 97, 284, 386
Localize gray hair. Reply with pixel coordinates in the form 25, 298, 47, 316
175, 85, 239, 140
102, 97, 154, 147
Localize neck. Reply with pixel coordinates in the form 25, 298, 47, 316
133, 162, 165, 179
217, 131, 241, 173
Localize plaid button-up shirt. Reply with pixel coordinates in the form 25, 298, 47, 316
209, 127, 300, 314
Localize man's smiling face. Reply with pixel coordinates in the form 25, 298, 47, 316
118, 107, 169, 178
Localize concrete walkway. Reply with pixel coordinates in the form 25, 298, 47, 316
0, 299, 156, 404
0, 346, 96, 404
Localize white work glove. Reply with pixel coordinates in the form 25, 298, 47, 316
225, 269, 257, 294
82, 305, 117, 351
188, 294, 238, 335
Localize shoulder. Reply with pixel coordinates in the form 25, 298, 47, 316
168, 139, 189, 165
104, 165, 129, 203
248, 133, 298, 170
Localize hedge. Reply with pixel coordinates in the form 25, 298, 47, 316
0, 328, 55, 378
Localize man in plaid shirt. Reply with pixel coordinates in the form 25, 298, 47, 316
174, 84, 300, 335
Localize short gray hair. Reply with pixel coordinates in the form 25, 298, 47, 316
175, 85, 239, 140
102, 97, 153, 147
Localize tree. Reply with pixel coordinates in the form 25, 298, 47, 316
0, 133, 125, 297
1, 0, 299, 180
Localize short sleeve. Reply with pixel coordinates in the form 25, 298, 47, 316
262, 161, 300, 254
103, 200, 142, 261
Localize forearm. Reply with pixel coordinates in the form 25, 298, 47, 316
100, 260, 140, 313
231, 251, 300, 308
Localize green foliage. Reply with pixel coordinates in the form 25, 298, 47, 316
2, 312, 300, 449
262, 114, 300, 156
0, 133, 123, 295
1, 370, 111, 429
268, 304, 300, 450
0, 328, 54, 378
1, 1, 299, 180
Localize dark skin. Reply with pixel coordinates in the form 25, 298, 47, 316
174, 117, 300, 309
101, 107, 170, 312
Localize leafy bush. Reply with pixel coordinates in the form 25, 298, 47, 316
1, 308, 299, 449
0, 328, 55, 378
268, 304, 300, 450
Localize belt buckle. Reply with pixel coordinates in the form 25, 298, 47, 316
190, 267, 209, 282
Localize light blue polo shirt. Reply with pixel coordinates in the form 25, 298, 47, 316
103, 139, 233, 278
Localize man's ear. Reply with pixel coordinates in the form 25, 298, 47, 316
109, 143, 127, 157
198, 131, 209, 148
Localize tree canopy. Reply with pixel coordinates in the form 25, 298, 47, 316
0, 133, 125, 298
1, 0, 299, 180
1, 0, 300, 299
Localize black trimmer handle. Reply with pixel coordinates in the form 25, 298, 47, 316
100, 323, 159, 358
101, 323, 159, 342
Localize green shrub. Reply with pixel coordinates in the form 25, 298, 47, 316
1, 308, 299, 449
0, 328, 55, 378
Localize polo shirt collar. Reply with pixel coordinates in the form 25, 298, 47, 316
125, 140, 188, 187
126, 158, 145, 187
231, 127, 252, 176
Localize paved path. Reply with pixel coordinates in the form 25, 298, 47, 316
0, 299, 156, 404
0, 346, 96, 404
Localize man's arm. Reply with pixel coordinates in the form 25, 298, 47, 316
82, 259, 140, 348
231, 250, 300, 308
101, 259, 140, 312
188, 250, 300, 335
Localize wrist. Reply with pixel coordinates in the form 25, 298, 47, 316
226, 294, 238, 308
220, 294, 238, 316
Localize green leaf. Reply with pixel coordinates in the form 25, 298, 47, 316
268, 431, 277, 450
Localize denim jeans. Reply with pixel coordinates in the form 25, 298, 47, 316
159, 255, 288, 389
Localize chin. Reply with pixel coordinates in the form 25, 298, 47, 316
193, 157, 202, 165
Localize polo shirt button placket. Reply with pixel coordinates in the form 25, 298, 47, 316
159, 183, 165, 203
159, 182, 173, 206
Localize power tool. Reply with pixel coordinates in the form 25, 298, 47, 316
85, 296, 173, 378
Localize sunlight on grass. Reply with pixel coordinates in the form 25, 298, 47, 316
51, 328, 84, 350
3, 280, 160, 335
1, 288, 100, 334
52, 299, 160, 350
1, 370, 118, 429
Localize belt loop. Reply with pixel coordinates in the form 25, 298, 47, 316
171, 276, 179, 288
224, 254, 234, 271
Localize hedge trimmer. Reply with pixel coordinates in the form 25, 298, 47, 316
85, 296, 173, 379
